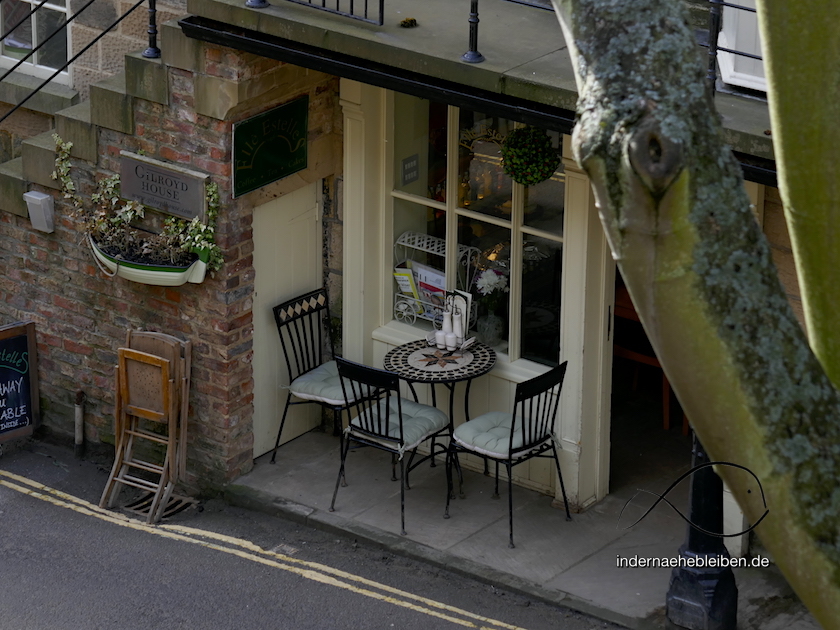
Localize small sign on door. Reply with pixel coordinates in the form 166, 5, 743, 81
402, 154, 420, 186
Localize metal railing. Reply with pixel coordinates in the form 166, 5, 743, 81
244, 0, 385, 26
0, 0, 159, 126
704, 0, 763, 95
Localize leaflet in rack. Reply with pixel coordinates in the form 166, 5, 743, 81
407, 260, 446, 321
393, 262, 423, 313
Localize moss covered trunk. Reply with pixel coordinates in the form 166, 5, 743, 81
551, 0, 840, 625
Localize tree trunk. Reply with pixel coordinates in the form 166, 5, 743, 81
551, 0, 840, 625
756, 1, 840, 388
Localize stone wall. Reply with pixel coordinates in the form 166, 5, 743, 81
70, 0, 187, 100
0, 28, 342, 492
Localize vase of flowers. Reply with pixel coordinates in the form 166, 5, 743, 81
474, 269, 508, 347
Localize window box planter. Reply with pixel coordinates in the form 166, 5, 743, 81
89, 236, 208, 286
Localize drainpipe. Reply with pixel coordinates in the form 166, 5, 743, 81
74, 391, 86, 459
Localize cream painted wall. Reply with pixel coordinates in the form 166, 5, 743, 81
252, 182, 322, 457
340, 79, 386, 366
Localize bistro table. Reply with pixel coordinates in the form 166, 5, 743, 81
382, 338, 496, 443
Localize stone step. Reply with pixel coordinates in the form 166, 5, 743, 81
54, 100, 97, 163
125, 51, 168, 106
90, 71, 134, 134
0, 157, 29, 217
21, 130, 60, 190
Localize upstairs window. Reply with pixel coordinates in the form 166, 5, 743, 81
718, 0, 765, 92
1, 0, 69, 83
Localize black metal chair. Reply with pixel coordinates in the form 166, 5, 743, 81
330, 357, 450, 535
444, 361, 572, 548
270, 288, 350, 464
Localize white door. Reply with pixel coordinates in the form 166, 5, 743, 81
252, 182, 322, 458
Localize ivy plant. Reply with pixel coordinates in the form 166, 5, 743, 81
52, 134, 223, 272
499, 126, 561, 186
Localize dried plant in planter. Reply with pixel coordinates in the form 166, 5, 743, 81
52, 134, 223, 273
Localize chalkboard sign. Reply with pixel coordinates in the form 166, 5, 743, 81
0, 322, 40, 443
232, 96, 309, 198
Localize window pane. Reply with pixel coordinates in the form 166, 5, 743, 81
462, 216, 511, 351
520, 235, 562, 365
393, 93, 447, 201
2, 1, 33, 60
458, 110, 513, 219
524, 170, 565, 236
37, 8, 66, 70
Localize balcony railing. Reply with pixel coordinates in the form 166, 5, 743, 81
704, 0, 765, 93
246, 0, 385, 26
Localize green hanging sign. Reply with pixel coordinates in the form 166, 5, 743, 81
233, 96, 309, 197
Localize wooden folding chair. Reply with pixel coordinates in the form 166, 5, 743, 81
123, 330, 191, 479
100, 348, 178, 524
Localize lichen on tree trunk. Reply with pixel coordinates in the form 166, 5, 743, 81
551, 0, 840, 625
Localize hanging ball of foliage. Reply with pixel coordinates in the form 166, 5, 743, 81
500, 126, 561, 186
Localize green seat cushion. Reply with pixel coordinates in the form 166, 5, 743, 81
349, 398, 448, 454
290, 360, 353, 406
453, 411, 526, 458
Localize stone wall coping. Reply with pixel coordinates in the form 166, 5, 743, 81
0, 71, 79, 115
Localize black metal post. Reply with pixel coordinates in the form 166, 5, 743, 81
245, 0, 270, 8
142, 0, 160, 59
706, 0, 723, 94
666, 434, 738, 630
461, 0, 485, 64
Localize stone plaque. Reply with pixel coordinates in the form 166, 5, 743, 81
233, 96, 309, 198
120, 152, 208, 221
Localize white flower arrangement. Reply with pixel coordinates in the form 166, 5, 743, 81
475, 269, 509, 296
474, 269, 509, 312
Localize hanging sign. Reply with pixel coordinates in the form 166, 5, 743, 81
120, 152, 209, 222
233, 96, 309, 198
0, 322, 40, 443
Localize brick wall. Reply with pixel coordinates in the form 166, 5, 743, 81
0, 39, 342, 492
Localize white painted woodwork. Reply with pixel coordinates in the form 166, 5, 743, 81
719, 0, 767, 92
252, 182, 322, 458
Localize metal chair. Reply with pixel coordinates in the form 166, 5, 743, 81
330, 357, 449, 535
270, 288, 350, 463
445, 361, 572, 548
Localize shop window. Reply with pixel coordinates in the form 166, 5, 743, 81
1, 0, 69, 83
390, 93, 564, 366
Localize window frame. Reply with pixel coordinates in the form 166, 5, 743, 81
386, 96, 566, 364
0, 0, 70, 85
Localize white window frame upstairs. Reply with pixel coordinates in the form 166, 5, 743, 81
718, 0, 766, 92
0, 0, 70, 85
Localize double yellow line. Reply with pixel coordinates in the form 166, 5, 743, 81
0, 469, 529, 630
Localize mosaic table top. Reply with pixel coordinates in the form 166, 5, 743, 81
383, 338, 496, 384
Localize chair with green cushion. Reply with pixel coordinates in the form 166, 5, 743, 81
270, 288, 352, 464
330, 357, 450, 535
444, 361, 571, 548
